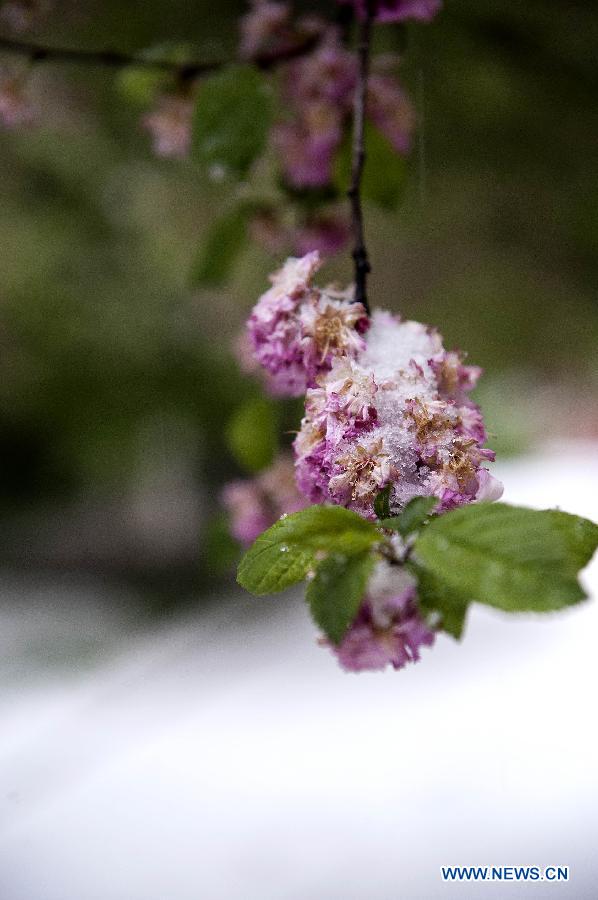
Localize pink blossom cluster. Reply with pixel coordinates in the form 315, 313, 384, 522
327, 557, 435, 672
222, 452, 307, 546
294, 308, 502, 515
247, 251, 369, 396
271, 29, 416, 190
273, 28, 357, 190
245, 253, 502, 671
238, 2, 421, 259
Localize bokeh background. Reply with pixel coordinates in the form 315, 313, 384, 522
0, 2, 597, 898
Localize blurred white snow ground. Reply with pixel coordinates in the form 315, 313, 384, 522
0, 443, 597, 900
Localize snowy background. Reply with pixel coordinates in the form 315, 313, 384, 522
0, 443, 596, 900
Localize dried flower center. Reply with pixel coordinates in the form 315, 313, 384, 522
315, 309, 346, 361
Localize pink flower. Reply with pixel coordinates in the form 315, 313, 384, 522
293, 309, 502, 515
367, 73, 415, 155
293, 215, 350, 257
222, 453, 307, 546
273, 116, 342, 188
0, 73, 34, 128
327, 563, 435, 672
247, 252, 368, 396
274, 29, 355, 189
238, 0, 293, 61
142, 94, 193, 159
286, 30, 356, 107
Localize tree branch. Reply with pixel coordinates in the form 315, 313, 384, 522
0, 32, 319, 80
348, 3, 374, 316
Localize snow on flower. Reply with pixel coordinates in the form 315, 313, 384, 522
245, 253, 501, 672
326, 558, 435, 672
247, 251, 368, 396
222, 452, 307, 546
294, 307, 502, 515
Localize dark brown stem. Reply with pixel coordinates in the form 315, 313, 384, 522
348, 3, 374, 316
0, 32, 319, 80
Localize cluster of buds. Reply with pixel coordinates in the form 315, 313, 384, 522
243, 252, 501, 671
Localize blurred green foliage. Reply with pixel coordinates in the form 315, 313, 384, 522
0, 0, 596, 588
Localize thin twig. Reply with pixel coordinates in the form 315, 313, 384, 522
0, 32, 319, 80
348, 2, 374, 316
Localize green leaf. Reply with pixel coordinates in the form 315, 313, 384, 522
378, 496, 437, 536
190, 208, 247, 288
413, 564, 469, 639
414, 502, 598, 613
237, 505, 380, 595
307, 551, 375, 645
203, 513, 240, 575
226, 397, 277, 473
335, 123, 407, 211
374, 484, 392, 519
192, 64, 273, 177
116, 67, 167, 106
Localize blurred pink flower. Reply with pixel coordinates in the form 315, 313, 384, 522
293, 215, 350, 257
367, 72, 415, 154
222, 453, 308, 546
326, 564, 435, 672
142, 94, 193, 160
0, 73, 34, 128
238, 0, 293, 61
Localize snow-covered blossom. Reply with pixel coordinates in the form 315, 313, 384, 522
247, 252, 368, 396
142, 94, 193, 159
294, 303, 502, 515
327, 559, 435, 672
343, 0, 442, 23
244, 253, 502, 673
222, 452, 307, 546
